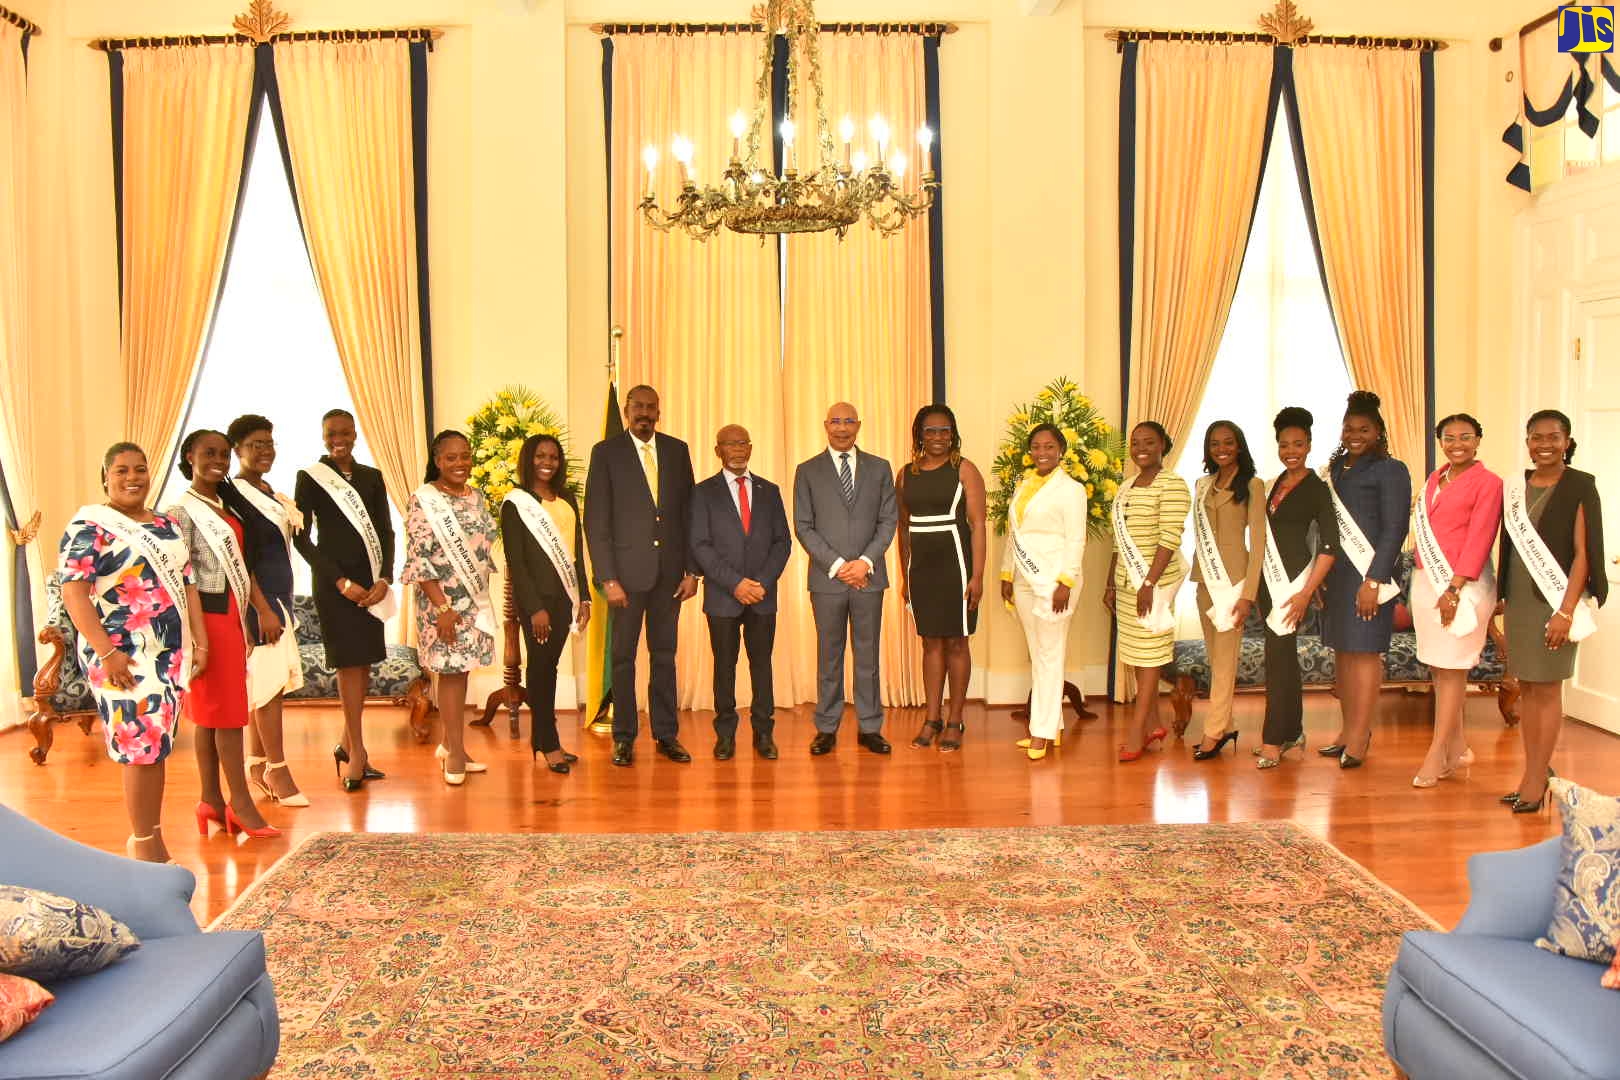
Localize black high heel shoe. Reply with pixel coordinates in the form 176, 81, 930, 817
534, 750, 570, 775
1502, 766, 1556, 805
1339, 732, 1374, 770
333, 745, 386, 781
1192, 731, 1239, 760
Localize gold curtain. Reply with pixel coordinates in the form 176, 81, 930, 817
273, 39, 427, 517
1127, 41, 1274, 469
783, 31, 931, 708
1118, 41, 1272, 701
119, 44, 256, 477
1292, 46, 1425, 483
610, 33, 784, 710
0, 20, 32, 724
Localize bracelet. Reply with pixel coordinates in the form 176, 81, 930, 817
96, 645, 119, 662
1552, 608, 1574, 622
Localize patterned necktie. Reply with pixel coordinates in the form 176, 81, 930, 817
641, 442, 659, 507
839, 452, 855, 504
736, 475, 751, 534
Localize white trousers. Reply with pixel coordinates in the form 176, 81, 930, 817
1013, 575, 1075, 740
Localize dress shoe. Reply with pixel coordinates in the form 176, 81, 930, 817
656, 739, 692, 763
333, 744, 385, 780
714, 736, 736, 761
436, 744, 488, 773
857, 732, 892, 755
612, 739, 634, 766
809, 732, 837, 755
754, 736, 779, 760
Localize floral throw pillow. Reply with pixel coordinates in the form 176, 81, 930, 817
0, 973, 53, 1043
0, 885, 140, 981
1535, 779, 1620, 965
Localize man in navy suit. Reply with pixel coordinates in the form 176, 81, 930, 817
689, 424, 792, 760
584, 385, 698, 767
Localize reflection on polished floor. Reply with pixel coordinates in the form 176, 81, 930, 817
4, 691, 1603, 926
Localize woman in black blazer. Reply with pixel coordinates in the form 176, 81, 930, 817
1497, 410, 1607, 813
1256, 408, 1340, 769
293, 408, 395, 790
501, 433, 590, 772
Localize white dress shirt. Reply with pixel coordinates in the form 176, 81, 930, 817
724, 468, 753, 518
824, 445, 874, 579
630, 432, 658, 496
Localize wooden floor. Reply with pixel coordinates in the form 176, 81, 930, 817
5, 689, 1610, 927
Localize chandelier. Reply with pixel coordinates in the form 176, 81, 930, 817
638, 0, 938, 241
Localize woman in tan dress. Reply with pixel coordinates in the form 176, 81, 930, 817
1188, 421, 1265, 759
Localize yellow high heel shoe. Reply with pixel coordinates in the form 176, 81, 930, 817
1025, 738, 1058, 761
1016, 732, 1062, 750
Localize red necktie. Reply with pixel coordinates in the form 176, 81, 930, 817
736, 475, 751, 534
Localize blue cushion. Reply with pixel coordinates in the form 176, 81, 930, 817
1538, 779, 1620, 965
1394, 930, 1620, 1080
0, 931, 272, 1080
0, 887, 139, 982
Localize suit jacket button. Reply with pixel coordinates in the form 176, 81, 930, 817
653, 539, 661, 547
655, 515, 662, 523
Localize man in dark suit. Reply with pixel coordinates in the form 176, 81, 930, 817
792, 401, 898, 755
584, 384, 698, 766
689, 424, 792, 761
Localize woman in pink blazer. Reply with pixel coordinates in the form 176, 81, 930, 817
1411, 414, 1503, 788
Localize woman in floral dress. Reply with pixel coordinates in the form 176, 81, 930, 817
59, 442, 208, 863
402, 430, 498, 786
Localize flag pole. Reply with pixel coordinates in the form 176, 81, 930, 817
586, 325, 624, 734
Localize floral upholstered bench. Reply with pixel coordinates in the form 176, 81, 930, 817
1168, 553, 1519, 737
25, 578, 432, 763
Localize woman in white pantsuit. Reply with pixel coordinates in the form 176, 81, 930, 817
1000, 425, 1089, 760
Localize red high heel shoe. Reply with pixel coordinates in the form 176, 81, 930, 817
195, 801, 227, 836
1146, 727, 1168, 749
224, 806, 282, 840
1118, 745, 1144, 762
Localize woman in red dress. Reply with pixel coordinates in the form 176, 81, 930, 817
167, 430, 284, 840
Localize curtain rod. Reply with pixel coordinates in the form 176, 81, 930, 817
1104, 28, 1446, 51
1489, 7, 1558, 51
0, 4, 41, 36
592, 21, 958, 36
90, 26, 441, 51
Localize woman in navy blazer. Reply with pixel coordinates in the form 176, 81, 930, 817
1320, 391, 1410, 769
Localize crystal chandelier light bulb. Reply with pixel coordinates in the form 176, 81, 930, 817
642, 145, 659, 173
917, 126, 933, 151
851, 149, 869, 172
839, 115, 855, 143
779, 117, 796, 145
890, 151, 908, 180
730, 110, 748, 139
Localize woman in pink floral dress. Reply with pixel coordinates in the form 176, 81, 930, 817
402, 430, 497, 786
58, 443, 208, 863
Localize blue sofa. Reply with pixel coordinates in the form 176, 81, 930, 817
24, 575, 431, 763
1170, 551, 1519, 735
0, 802, 278, 1079
1383, 839, 1620, 1080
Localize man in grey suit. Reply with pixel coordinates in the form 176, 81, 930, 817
792, 401, 898, 755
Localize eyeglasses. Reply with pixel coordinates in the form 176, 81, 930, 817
241, 439, 275, 451
921, 426, 953, 436
826, 418, 860, 427
1439, 434, 1478, 444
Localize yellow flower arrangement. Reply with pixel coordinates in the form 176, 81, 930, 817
465, 385, 571, 518
989, 376, 1125, 538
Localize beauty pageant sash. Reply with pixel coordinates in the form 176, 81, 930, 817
1411, 487, 1485, 639
304, 462, 397, 621
1503, 478, 1598, 641
1192, 476, 1243, 632
75, 503, 193, 689
1261, 512, 1313, 637
181, 490, 252, 643
502, 489, 580, 633
1111, 483, 1176, 634
1321, 465, 1401, 606
416, 485, 498, 637
1008, 475, 1075, 622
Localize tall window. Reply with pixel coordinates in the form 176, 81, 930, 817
161, 115, 404, 599
1171, 111, 1352, 631
1528, 72, 1620, 189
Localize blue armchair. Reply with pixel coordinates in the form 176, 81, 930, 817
0, 803, 278, 1080
1383, 839, 1620, 1080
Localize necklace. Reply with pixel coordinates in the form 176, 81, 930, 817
188, 487, 225, 510
434, 481, 469, 498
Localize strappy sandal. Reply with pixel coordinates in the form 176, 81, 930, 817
911, 719, 944, 749
939, 722, 966, 753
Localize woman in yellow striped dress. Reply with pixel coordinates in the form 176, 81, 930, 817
1104, 421, 1190, 762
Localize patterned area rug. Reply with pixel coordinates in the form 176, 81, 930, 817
215, 823, 1433, 1078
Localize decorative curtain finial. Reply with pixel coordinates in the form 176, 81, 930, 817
233, 0, 291, 43
1258, 0, 1313, 44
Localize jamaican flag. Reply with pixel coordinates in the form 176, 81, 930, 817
584, 380, 623, 726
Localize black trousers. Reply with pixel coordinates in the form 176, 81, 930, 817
611, 585, 680, 742
522, 609, 569, 753
707, 609, 776, 739
1261, 586, 1303, 746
